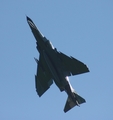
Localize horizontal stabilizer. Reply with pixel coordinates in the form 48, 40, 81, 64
64, 93, 86, 113
74, 93, 86, 104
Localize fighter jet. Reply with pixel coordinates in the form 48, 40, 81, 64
26, 16, 89, 113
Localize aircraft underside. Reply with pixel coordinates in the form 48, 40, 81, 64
26, 16, 89, 113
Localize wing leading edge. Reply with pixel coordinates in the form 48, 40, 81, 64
35, 54, 53, 97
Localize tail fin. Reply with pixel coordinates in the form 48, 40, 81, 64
64, 93, 86, 113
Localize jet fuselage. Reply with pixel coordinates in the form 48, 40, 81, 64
28, 20, 76, 101
37, 35, 74, 97
27, 16, 89, 112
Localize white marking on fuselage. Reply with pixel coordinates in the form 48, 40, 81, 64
28, 20, 37, 29
65, 76, 75, 93
28, 20, 44, 37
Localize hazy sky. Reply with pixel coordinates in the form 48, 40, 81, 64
0, 1, 113, 119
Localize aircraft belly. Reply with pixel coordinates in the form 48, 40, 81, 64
43, 51, 60, 81
27, 16, 89, 112
43, 51, 67, 91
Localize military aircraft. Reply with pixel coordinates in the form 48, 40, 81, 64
26, 16, 89, 113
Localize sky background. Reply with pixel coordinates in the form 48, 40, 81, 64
0, 0, 113, 120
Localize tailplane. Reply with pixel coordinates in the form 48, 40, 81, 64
64, 93, 86, 113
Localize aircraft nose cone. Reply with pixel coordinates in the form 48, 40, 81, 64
26, 16, 32, 22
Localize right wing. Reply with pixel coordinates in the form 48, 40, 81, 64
35, 54, 53, 97
58, 52, 89, 76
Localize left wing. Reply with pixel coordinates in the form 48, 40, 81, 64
58, 52, 89, 76
35, 54, 53, 97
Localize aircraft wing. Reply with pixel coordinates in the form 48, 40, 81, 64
58, 52, 89, 76
35, 54, 53, 97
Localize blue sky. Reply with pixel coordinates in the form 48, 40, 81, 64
0, 0, 113, 119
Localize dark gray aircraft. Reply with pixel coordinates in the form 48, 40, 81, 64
26, 16, 89, 113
